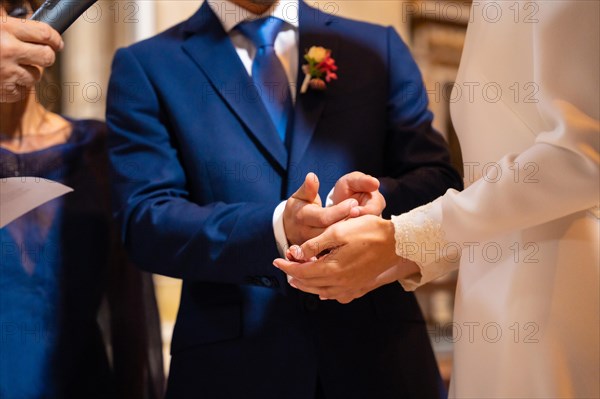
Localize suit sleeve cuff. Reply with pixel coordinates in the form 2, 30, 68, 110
272, 201, 289, 257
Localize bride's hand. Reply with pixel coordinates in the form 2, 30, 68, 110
273, 215, 419, 303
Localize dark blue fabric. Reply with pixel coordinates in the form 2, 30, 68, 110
236, 17, 292, 142
0, 120, 114, 398
107, 1, 462, 398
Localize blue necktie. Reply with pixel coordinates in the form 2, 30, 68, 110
237, 17, 292, 142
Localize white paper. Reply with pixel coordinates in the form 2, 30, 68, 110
0, 177, 73, 228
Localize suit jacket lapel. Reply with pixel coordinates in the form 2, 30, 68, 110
289, 2, 338, 167
181, 3, 287, 171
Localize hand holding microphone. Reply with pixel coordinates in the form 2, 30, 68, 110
0, 0, 97, 102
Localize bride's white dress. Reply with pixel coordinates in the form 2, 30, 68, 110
393, 1, 599, 397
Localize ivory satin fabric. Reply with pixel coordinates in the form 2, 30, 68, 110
394, 1, 600, 397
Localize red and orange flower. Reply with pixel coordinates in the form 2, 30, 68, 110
300, 46, 338, 93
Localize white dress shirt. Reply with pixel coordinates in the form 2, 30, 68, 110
207, 0, 299, 255
207, 0, 299, 100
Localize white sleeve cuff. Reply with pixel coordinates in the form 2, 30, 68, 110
325, 187, 335, 207
392, 201, 460, 291
272, 201, 289, 257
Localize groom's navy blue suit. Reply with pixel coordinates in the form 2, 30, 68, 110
107, 1, 462, 398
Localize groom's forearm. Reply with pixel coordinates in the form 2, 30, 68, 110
379, 165, 462, 217
119, 197, 285, 288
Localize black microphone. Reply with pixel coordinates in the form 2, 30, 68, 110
30, 0, 98, 34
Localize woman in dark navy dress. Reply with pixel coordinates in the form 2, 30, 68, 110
0, 1, 164, 397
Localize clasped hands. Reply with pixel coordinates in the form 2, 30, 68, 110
275, 172, 419, 304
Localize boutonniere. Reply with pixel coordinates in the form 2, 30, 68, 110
300, 46, 338, 94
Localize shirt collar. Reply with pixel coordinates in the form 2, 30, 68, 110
208, 0, 299, 33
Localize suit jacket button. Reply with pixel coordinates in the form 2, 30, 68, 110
260, 277, 273, 287
304, 295, 319, 312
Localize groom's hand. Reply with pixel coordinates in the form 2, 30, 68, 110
283, 173, 359, 246
331, 172, 386, 216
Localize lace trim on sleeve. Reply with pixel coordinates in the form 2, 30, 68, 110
391, 202, 459, 291
392, 203, 447, 261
